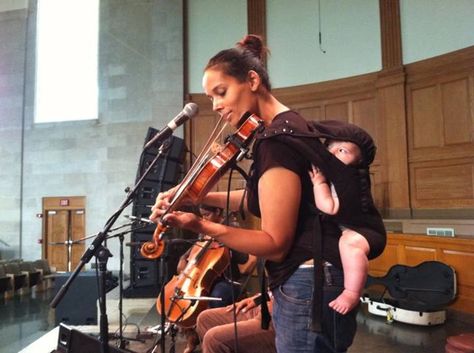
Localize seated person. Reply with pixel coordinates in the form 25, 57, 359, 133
177, 204, 256, 308
179, 204, 257, 353
196, 293, 275, 353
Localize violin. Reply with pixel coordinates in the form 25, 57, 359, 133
140, 112, 263, 259
157, 237, 230, 327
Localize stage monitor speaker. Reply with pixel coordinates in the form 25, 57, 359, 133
140, 152, 183, 183
125, 237, 189, 298
54, 271, 117, 326
125, 131, 187, 298
56, 323, 126, 353
130, 259, 158, 288
144, 132, 186, 162
135, 179, 175, 206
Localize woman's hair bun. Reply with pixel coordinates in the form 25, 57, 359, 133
237, 34, 268, 61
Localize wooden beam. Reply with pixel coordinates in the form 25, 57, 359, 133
379, 0, 402, 69
247, 0, 266, 37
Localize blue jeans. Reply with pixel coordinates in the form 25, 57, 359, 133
272, 266, 358, 353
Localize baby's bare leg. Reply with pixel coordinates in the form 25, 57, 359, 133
329, 229, 370, 315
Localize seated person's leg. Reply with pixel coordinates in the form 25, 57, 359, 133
197, 305, 275, 353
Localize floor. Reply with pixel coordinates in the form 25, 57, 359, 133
0, 289, 55, 353
2, 288, 474, 353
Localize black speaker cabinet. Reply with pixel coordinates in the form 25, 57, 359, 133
144, 132, 186, 161
54, 272, 99, 325
56, 324, 126, 353
139, 152, 183, 183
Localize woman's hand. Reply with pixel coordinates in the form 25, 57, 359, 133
149, 185, 181, 222
162, 211, 203, 233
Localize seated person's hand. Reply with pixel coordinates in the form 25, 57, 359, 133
226, 294, 260, 314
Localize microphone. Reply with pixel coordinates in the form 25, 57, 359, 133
124, 215, 154, 224
144, 103, 199, 149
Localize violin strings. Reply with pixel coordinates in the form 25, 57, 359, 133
168, 116, 228, 209
190, 115, 227, 168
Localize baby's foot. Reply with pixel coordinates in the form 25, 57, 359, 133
329, 289, 360, 315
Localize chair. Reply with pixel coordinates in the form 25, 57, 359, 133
0, 264, 14, 298
33, 259, 57, 290
19, 261, 42, 289
2, 261, 28, 295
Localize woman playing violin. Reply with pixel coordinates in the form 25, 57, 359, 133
150, 35, 358, 353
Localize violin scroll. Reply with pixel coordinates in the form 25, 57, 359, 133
140, 224, 167, 259
140, 240, 165, 259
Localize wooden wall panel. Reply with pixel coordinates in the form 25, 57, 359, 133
368, 233, 474, 313
440, 250, 474, 312
298, 106, 322, 121
441, 78, 471, 145
352, 98, 376, 129
409, 76, 473, 152
352, 97, 379, 162
403, 246, 437, 265
406, 48, 474, 212
411, 161, 474, 208
411, 85, 442, 149
369, 243, 399, 276
325, 102, 348, 121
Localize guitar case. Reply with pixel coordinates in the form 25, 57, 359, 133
363, 261, 457, 326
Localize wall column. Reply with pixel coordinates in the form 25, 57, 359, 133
377, 0, 411, 218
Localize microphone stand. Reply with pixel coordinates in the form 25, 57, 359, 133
117, 230, 128, 349
50, 140, 173, 353
106, 224, 148, 350
159, 236, 170, 353
146, 236, 181, 353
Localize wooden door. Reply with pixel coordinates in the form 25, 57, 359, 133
42, 197, 86, 272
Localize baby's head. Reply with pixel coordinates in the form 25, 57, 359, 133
311, 120, 376, 167
326, 139, 362, 166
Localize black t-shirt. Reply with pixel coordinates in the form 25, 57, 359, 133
246, 111, 343, 289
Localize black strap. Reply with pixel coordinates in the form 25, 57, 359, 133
257, 258, 271, 330
311, 211, 324, 332
238, 187, 247, 221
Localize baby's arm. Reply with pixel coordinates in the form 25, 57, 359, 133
309, 165, 340, 215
